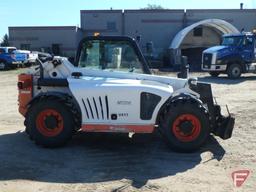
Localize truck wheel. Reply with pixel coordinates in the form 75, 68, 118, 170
26, 97, 77, 147
24, 62, 32, 67
0, 61, 8, 70
209, 72, 220, 77
227, 64, 242, 79
160, 101, 210, 152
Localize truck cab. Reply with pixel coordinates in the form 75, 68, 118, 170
0, 47, 28, 70
202, 32, 256, 78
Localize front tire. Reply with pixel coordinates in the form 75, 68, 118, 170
26, 97, 76, 147
227, 64, 242, 79
209, 71, 220, 77
160, 101, 210, 152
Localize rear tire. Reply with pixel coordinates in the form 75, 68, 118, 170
159, 100, 210, 152
209, 72, 220, 77
227, 64, 242, 79
26, 97, 76, 147
0, 60, 8, 70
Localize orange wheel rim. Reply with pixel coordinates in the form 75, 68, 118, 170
172, 114, 201, 142
36, 109, 64, 137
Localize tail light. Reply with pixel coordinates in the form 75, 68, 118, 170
18, 74, 33, 116
17, 75, 32, 89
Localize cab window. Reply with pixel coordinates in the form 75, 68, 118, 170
78, 40, 143, 73
0, 48, 5, 54
8, 48, 16, 54
222, 36, 243, 46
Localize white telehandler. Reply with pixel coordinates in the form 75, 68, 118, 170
18, 36, 235, 152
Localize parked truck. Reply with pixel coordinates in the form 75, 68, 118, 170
0, 47, 28, 70
202, 32, 256, 78
17, 50, 38, 67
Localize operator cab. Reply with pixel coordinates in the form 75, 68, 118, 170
75, 36, 151, 74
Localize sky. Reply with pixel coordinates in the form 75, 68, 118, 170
1, 0, 256, 41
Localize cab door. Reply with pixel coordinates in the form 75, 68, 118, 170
72, 37, 154, 132
242, 36, 254, 62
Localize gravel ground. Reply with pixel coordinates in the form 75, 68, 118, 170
0, 69, 255, 192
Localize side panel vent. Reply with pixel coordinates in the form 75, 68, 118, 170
82, 96, 109, 120
81, 98, 89, 119
105, 95, 109, 120
87, 98, 94, 119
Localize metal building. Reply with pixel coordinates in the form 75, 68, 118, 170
9, 26, 83, 57
8, 9, 256, 70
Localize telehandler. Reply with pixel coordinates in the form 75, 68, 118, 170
18, 36, 235, 152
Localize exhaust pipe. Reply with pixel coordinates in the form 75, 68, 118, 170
177, 56, 189, 79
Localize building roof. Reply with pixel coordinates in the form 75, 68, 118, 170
80, 9, 256, 14
80, 10, 123, 13
9, 26, 81, 31
170, 19, 239, 49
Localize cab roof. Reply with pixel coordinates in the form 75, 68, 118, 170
223, 32, 255, 37
0, 47, 17, 50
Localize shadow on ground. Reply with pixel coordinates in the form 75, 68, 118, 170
0, 131, 225, 188
198, 75, 256, 85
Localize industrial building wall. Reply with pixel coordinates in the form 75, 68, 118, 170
80, 10, 123, 36
185, 9, 256, 31
9, 26, 82, 57
79, 9, 256, 51
80, 10, 185, 52
123, 10, 184, 54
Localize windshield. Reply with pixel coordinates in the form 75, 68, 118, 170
78, 40, 144, 74
222, 36, 244, 46
8, 48, 17, 54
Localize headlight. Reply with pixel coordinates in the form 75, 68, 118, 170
216, 60, 222, 64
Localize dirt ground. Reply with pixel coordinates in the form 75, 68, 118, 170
0, 69, 255, 192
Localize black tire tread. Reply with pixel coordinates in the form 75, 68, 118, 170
0, 60, 9, 70
159, 99, 210, 152
25, 94, 81, 147
227, 63, 242, 79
